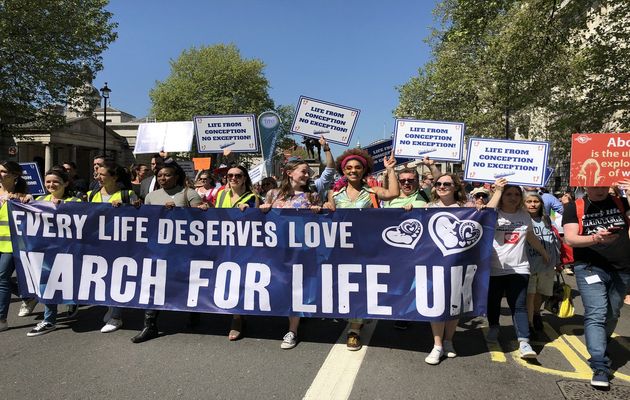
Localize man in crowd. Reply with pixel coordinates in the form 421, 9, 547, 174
63, 161, 88, 195
383, 167, 429, 329
88, 154, 106, 192
139, 154, 164, 200
562, 182, 630, 389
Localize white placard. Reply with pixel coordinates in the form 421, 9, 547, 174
248, 163, 266, 185
194, 114, 258, 153
464, 138, 549, 186
290, 96, 360, 146
134, 121, 194, 154
393, 119, 464, 161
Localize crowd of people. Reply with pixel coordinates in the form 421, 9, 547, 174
0, 138, 628, 389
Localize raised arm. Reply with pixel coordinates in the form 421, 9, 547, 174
373, 153, 399, 201
486, 178, 507, 209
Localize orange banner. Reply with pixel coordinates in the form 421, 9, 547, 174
570, 133, 630, 187
192, 157, 211, 171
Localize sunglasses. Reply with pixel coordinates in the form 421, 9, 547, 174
435, 181, 453, 188
227, 173, 243, 180
399, 178, 417, 185
474, 193, 488, 199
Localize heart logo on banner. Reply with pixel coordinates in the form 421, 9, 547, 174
428, 212, 483, 256
381, 219, 423, 249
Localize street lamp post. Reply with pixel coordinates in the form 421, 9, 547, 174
99, 82, 111, 156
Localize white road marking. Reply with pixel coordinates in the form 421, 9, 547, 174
303, 321, 378, 400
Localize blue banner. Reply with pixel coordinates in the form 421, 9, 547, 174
363, 139, 412, 174
8, 201, 496, 321
257, 110, 282, 176
19, 162, 45, 196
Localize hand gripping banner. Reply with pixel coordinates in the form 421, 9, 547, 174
9, 201, 496, 321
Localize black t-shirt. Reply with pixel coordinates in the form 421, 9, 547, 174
562, 195, 630, 270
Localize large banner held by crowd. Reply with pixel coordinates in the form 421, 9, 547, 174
569, 132, 630, 187
8, 202, 496, 322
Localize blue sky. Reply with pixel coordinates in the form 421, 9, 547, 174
95, 0, 439, 150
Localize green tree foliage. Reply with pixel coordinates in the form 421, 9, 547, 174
150, 44, 274, 121
396, 0, 627, 155
0, 0, 117, 132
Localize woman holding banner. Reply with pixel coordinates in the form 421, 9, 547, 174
25, 167, 82, 336
423, 172, 468, 365
87, 160, 138, 334
324, 149, 399, 351
485, 179, 549, 359
260, 157, 323, 349
0, 161, 32, 332
214, 165, 259, 342
130, 159, 203, 343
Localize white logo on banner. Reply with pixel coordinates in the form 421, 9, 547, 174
381, 219, 423, 249
428, 212, 483, 256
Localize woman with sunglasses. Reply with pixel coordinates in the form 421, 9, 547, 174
325, 148, 399, 351
470, 187, 491, 208
195, 169, 216, 203
484, 178, 549, 359
215, 165, 259, 341
260, 157, 322, 349
422, 173, 468, 364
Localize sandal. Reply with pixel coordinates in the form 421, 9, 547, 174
228, 317, 245, 341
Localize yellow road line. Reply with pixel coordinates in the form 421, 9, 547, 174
481, 326, 506, 362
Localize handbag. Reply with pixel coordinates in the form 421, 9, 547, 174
544, 273, 575, 318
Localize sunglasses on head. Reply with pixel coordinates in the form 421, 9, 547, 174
474, 193, 488, 199
227, 173, 243, 179
435, 181, 453, 188
399, 178, 417, 185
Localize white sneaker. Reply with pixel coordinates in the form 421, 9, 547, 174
519, 341, 537, 359
280, 331, 297, 349
486, 326, 500, 343
424, 346, 443, 365
443, 340, 457, 358
18, 299, 38, 317
101, 318, 122, 333
0, 319, 8, 332
102, 307, 113, 323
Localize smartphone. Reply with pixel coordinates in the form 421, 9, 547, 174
608, 226, 623, 233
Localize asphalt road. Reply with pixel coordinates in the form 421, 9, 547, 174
1, 273, 629, 400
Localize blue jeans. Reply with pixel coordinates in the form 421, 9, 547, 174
574, 263, 630, 374
44, 304, 58, 324
487, 274, 530, 342
0, 252, 15, 320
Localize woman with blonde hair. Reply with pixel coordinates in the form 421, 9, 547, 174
423, 172, 468, 365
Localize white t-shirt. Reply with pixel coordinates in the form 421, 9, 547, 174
491, 208, 532, 276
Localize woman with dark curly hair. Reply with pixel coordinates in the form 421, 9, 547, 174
324, 148, 399, 351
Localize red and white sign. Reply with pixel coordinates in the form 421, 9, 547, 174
569, 133, 630, 187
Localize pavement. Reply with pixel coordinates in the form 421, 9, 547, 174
1, 272, 629, 400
